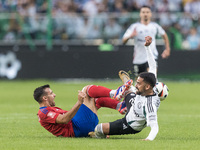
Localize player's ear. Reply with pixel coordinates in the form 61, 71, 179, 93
145, 84, 151, 90
42, 95, 48, 101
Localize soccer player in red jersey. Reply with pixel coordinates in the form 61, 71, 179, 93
34, 81, 132, 137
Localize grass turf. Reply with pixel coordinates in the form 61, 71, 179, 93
0, 79, 199, 150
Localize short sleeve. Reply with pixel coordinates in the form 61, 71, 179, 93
123, 23, 137, 39
39, 110, 60, 124
155, 23, 165, 36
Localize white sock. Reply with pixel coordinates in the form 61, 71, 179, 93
95, 124, 106, 138
96, 123, 104, 134
116, 102, 122, 110
109, 90, 116, 98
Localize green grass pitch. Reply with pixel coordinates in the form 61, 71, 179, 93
0, 79, 200, 150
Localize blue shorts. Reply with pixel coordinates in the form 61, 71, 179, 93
72, 104, 99, 137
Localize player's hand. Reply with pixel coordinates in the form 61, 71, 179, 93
144, 36, 152, 46
161, 48, 170, 59
78, 90, 86, 104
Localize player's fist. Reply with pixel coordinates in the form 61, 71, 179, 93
145, 36, 152, 46
78, 90, 86, 103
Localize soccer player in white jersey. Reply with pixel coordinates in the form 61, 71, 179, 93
89, 36, 160, 141
122, 5, 170, 77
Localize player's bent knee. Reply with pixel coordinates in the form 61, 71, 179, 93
82, 85, 90, 92
82, 85, 93, 96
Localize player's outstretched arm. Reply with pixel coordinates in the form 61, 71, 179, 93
144, 122, 159, 141
142, 100, 159, 141
144, 36, 157, 78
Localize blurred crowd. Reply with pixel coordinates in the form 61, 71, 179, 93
0, 0, 200, 50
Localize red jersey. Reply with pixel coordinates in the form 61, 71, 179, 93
37, 106, 75, 137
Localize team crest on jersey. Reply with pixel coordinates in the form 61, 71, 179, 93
137, 102, 141, 109
47, 111, 56, 118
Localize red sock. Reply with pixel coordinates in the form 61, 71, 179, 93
87, 85, 111, 98
95, 97, 120, 109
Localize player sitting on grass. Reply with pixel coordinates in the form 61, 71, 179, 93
33, 79, 133, 137
89, 36, 163, 141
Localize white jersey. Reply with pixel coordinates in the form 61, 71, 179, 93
126, 93, 160, 131
123, 22, 165, 64
125, 44, 160, 140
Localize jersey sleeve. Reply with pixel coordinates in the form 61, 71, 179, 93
155, 23, 165, 36
144, 97, 159, 140
145, 122, 159, 141
145, 46, 157, 78
40, 109, 60, 124
123, 24, 136, 39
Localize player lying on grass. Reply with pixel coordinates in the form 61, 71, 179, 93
33, 80, 132, 137
89, 36, 162, 141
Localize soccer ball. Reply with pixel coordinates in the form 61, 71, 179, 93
155, 82, 169, 101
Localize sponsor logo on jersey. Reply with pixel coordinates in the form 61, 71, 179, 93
134, 109, 139, 117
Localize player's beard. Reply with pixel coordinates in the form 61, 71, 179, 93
136, 88, 142, 95
50, 100, 56, 107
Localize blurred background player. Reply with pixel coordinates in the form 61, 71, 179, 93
122, 5, 170, 78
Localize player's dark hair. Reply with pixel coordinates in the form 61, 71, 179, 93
139, 72, 156, 88
140, 5, 152, 11
33, 84, 50, 103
